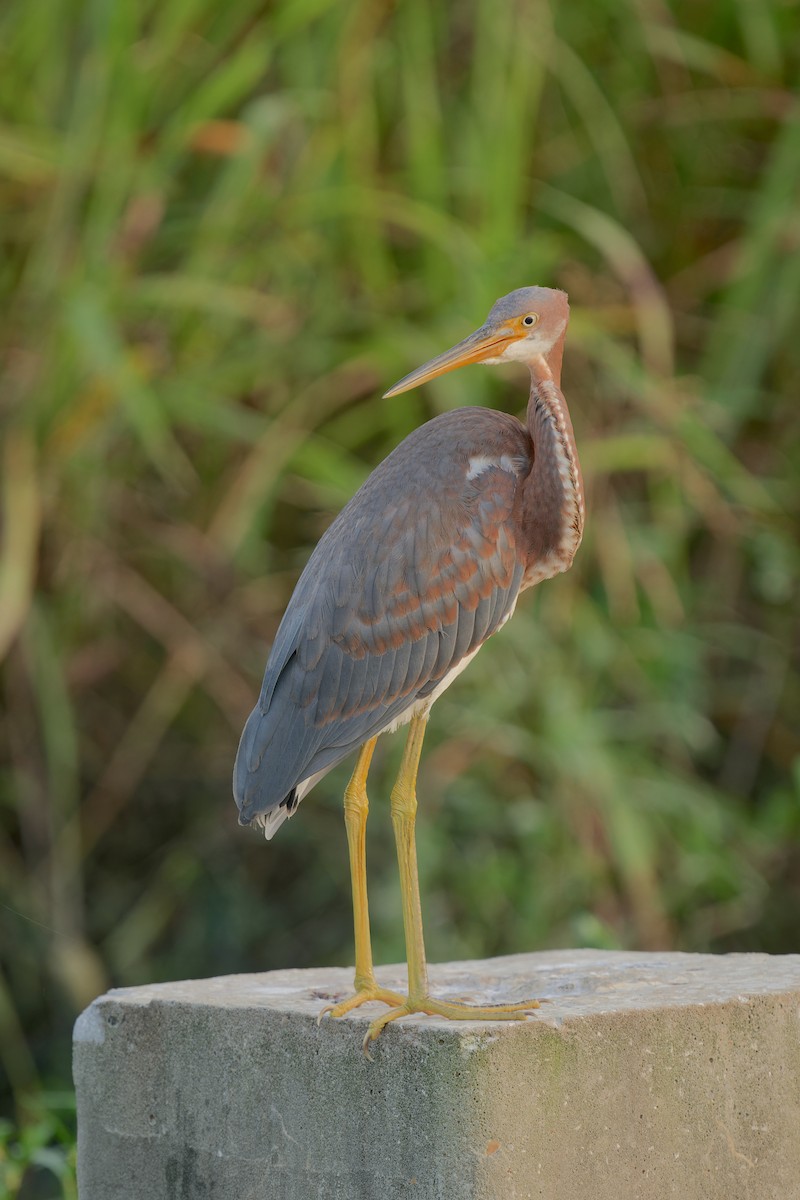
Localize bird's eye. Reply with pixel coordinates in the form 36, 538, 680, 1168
522, 314, 538, 327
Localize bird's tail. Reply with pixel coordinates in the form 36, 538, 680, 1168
233, 702, 299, 820
246, 789, 298, 840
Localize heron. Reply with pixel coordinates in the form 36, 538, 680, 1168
234, 286, 584, 1052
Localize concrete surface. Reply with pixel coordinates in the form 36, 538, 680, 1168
74, 950, 800, 1199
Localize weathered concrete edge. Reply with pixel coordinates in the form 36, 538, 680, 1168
73, 954, 800, 1200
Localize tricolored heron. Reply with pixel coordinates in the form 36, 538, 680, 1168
234, 287, 584, 1051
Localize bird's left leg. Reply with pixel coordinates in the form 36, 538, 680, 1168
363, 713, 540, 1052
319, 737, 404, 1022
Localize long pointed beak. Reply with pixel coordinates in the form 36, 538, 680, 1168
383, 323, 517, 398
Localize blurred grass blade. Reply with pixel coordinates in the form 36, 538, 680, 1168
537, 185, 675, 377
702, 100, 800, 422
64, 285, 194, 482
0, 431, 41, 664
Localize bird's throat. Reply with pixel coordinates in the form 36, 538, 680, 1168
520, 371, 585, 588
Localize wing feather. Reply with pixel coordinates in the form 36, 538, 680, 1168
405, 634, 431, 694
315, 643, 344, 722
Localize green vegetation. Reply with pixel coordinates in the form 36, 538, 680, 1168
0, 1096, 76, 1200
1, 0, 798, 1191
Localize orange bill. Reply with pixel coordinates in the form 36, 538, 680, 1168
383, 323, 518, 398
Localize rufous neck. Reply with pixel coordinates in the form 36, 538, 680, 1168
520, 358, 585, 583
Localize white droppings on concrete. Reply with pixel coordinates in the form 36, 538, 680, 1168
73, 1001, 106, 1045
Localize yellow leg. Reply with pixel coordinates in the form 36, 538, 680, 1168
318, 737, 404, 1022
389, 714, 429, 997
362, 714, 540, 1053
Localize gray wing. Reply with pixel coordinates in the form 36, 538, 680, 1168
234, 409, 529, 826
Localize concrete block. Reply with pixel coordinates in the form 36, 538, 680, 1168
74, 950, 800, 1199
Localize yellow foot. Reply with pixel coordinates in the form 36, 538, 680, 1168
317, 982, 406, 1024
362, 994, 540, 1058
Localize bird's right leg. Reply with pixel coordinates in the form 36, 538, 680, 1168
318, 737, 404, 1021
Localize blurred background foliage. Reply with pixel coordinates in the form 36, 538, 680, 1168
1, 0, 799, 1191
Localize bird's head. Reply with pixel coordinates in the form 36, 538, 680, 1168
384, 286, 569, 398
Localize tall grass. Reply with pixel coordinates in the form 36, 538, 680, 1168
1, 0, 798, 1184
